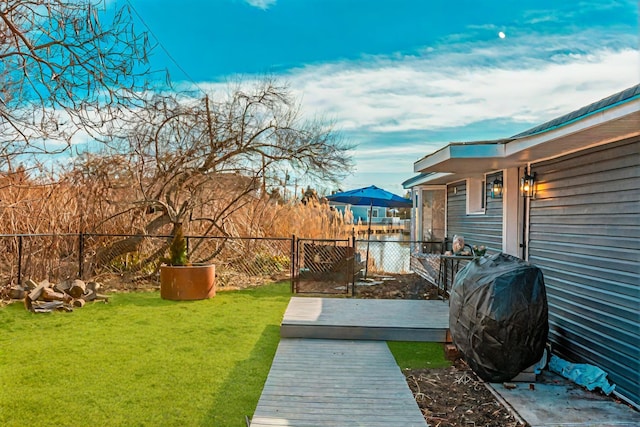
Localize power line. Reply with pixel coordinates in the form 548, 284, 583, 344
124, 0, 207, 96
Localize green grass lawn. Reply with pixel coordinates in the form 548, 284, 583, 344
388, 341, 452, 370
1, 285, 452, 426
0, 282, 291, 427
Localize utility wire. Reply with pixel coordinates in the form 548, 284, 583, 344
124, 0, 207, 96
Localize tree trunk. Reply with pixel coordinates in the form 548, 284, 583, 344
90, 213, 171, 275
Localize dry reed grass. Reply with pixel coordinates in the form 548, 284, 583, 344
0, 171, 350, 286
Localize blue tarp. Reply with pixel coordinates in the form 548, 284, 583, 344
549, 355, 616, 395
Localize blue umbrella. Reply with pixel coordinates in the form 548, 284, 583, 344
327, 186, 411, 278
327, 185, 412, 208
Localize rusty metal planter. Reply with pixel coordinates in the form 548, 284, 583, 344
160, 264, 216, 301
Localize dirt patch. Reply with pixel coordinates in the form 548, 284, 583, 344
405, 359, 522, 427
355, 272, 440, 299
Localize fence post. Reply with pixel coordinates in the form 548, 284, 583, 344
78, 232, 85, 279
17, 235, 23, 286
350, 235, 356, 296
290, 234, 296, 293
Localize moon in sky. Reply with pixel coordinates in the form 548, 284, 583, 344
498, 31, 506, 39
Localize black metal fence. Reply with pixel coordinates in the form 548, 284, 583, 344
356, 238, 412, 276
0, 232, 441, 294
293, 237, 355, 295
0, 233, 293, 289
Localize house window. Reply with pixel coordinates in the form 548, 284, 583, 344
371, 209, 379, 218
466, 177, 486, 214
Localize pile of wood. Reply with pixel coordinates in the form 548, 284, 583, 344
3, 279, 108, 313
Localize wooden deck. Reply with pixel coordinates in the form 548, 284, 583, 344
352, 223, 410, 235
280, 297, 450, 342
250, 338, 427, 427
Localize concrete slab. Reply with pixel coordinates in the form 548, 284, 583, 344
488, 370, 640, 427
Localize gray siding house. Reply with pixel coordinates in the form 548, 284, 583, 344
403, 85, 639, 407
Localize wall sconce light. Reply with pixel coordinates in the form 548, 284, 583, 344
490, 178, 503, 199
521, 173, 536, 198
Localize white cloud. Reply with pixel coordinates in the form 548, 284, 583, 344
285, 43, 638, 136
244, 0, 277, 10
173, 29, 640, 190
188, 30, 638, 142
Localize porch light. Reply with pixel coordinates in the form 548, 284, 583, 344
521, 173, 536, 198
490, 178, 503, 199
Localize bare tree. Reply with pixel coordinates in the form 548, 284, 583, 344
0, 0, 153, 169
74, 80, 353, 267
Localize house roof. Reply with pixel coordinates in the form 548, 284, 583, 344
401, 172, 436, 188
511, 84, 640, 138
407, 84, 640, 187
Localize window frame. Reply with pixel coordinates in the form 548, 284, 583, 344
466, 177, 486, 215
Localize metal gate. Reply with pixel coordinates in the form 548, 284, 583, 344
293, 238, 357, 295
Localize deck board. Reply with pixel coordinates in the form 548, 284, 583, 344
251, 339, 427, 427
280, 297, 450, 341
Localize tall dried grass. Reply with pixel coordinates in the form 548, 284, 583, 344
0, 171, 349, 285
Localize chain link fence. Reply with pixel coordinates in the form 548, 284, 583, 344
0, 232, 442, 295
0, 234, 81, 285
356, 237, 412, 276
0, 233, 293, 289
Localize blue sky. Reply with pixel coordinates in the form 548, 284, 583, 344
115, 0, 638, 195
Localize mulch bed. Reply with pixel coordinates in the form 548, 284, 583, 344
405, 360, 522, 427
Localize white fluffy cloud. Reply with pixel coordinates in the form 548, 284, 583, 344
175, 28, 640, 191
287, 46, 638, 135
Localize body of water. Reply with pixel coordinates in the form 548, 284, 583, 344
358, 233, 411, 274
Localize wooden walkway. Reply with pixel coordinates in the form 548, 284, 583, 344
280, 297, 450, 342
251, 298, 450, 426
250, 338, 427, 427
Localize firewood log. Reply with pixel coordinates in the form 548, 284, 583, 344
33, 301, 73, 312
23, 279, 38, 291
54, 280, 72, 293
9, 287, 26, 300
24, 295, 33, 312
71, 299, 85, 308
68, 280, 86, 298
94, 294, 109, 303
86, 282, 102, 293
41, 288, 66, 302
82, 289, 97, 302
28, 282, 48, 301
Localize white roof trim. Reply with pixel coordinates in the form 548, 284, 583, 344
505, 97, 640, 157
404, 172, 453, 187
414, 141, 508, 173
413, 96, 640, 174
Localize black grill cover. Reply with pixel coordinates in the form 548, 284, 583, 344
449, 253, 548, 382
